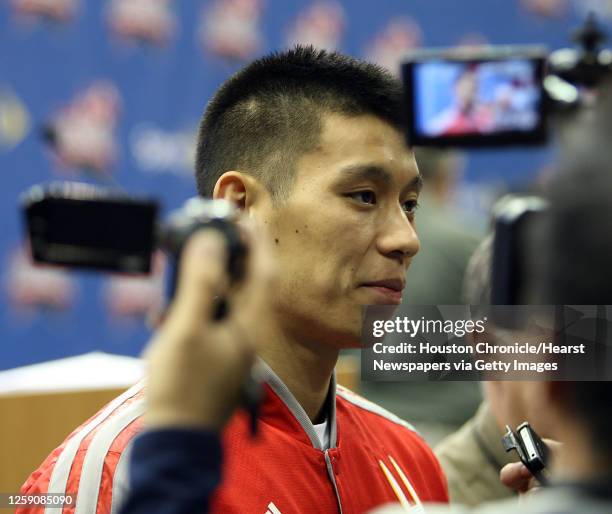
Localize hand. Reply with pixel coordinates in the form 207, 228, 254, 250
500, 438, 562, 494
144, 220, 275, 431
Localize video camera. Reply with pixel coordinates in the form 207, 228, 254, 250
22, 182, 266, 435
401, 13, 612, 148
22, 183, 247, 318
404, 14, 612, 308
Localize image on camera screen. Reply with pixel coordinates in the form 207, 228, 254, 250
414, 59, 541, 138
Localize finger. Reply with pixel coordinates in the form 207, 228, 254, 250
171, 229, 229, 325
542, 438, 562, 456
500, 462, 533, 492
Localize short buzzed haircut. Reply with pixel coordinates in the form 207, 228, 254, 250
195, 45, 404, 201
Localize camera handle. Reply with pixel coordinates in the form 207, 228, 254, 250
502, 422, 549, 486
160, 205, 262, 437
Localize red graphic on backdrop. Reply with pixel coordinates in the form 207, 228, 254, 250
6, 245, 77, 310
11, 0, 77, 22
103, 252, 166, 319
521, 0, 568, 18
43, 81, 121, 175
198, 0, 264, 60
364, 17, 422, 76
107, 0, 176, 45
285, 1, 345, 50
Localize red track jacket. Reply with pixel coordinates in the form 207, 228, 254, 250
20, 363, 448, 514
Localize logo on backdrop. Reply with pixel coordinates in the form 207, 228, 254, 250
285, 1, 345, 51
43, 80, 121, 175
0, 85, 30, 151
521, 0, 568, 18
364, 17, 422, 76
107, 0, 176, 45
456, 32, 490, 49
103, 252, 166, 319
130, 122, 196, 177
11, 0, 78, 22
197, 0, 265, 60
5, 244, 77, 311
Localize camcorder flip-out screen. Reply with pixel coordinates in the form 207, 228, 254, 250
402, 46, 548, 147
23, 184, 158, 273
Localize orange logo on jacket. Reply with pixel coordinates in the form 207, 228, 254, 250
378, 455, 425, 513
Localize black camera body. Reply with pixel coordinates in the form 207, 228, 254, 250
402, 45, 548, 148
22, 183, 246, 307
503, 422, 550, 485
401, 14, 612, 148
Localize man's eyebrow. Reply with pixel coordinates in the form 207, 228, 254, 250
337, 164, 423, 193
335, 165, 392, 186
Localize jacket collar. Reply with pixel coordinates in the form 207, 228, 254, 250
257, 359, 338, 450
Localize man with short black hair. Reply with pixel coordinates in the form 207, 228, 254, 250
20, 46, 448, 514
196, 46, 407, 202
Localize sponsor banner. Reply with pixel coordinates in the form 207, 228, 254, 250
362, 305, 612, 381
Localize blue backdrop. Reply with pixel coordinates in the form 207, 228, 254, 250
1, 0, 609, 370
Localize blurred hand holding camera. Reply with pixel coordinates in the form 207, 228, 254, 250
144, 221, 275, 431
500, 438, 562, 494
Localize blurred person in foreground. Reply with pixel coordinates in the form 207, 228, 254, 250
376, 85, 612, 513
20, 46, 448, 514
435, 236, 552, 506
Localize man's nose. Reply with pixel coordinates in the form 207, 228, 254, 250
377, 207, 420, 261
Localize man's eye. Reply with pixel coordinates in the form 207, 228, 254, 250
348, 191, 377, 205
403, 200, 419, 216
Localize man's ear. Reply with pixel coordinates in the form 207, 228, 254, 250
213, 171, 261, 211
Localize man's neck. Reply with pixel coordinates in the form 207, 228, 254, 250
259, 332, 339, 423
553, 423, 610, 484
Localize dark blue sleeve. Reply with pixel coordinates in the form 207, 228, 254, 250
119, 428, 223, 514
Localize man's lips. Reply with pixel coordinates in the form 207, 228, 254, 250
360, 279, 405, 304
